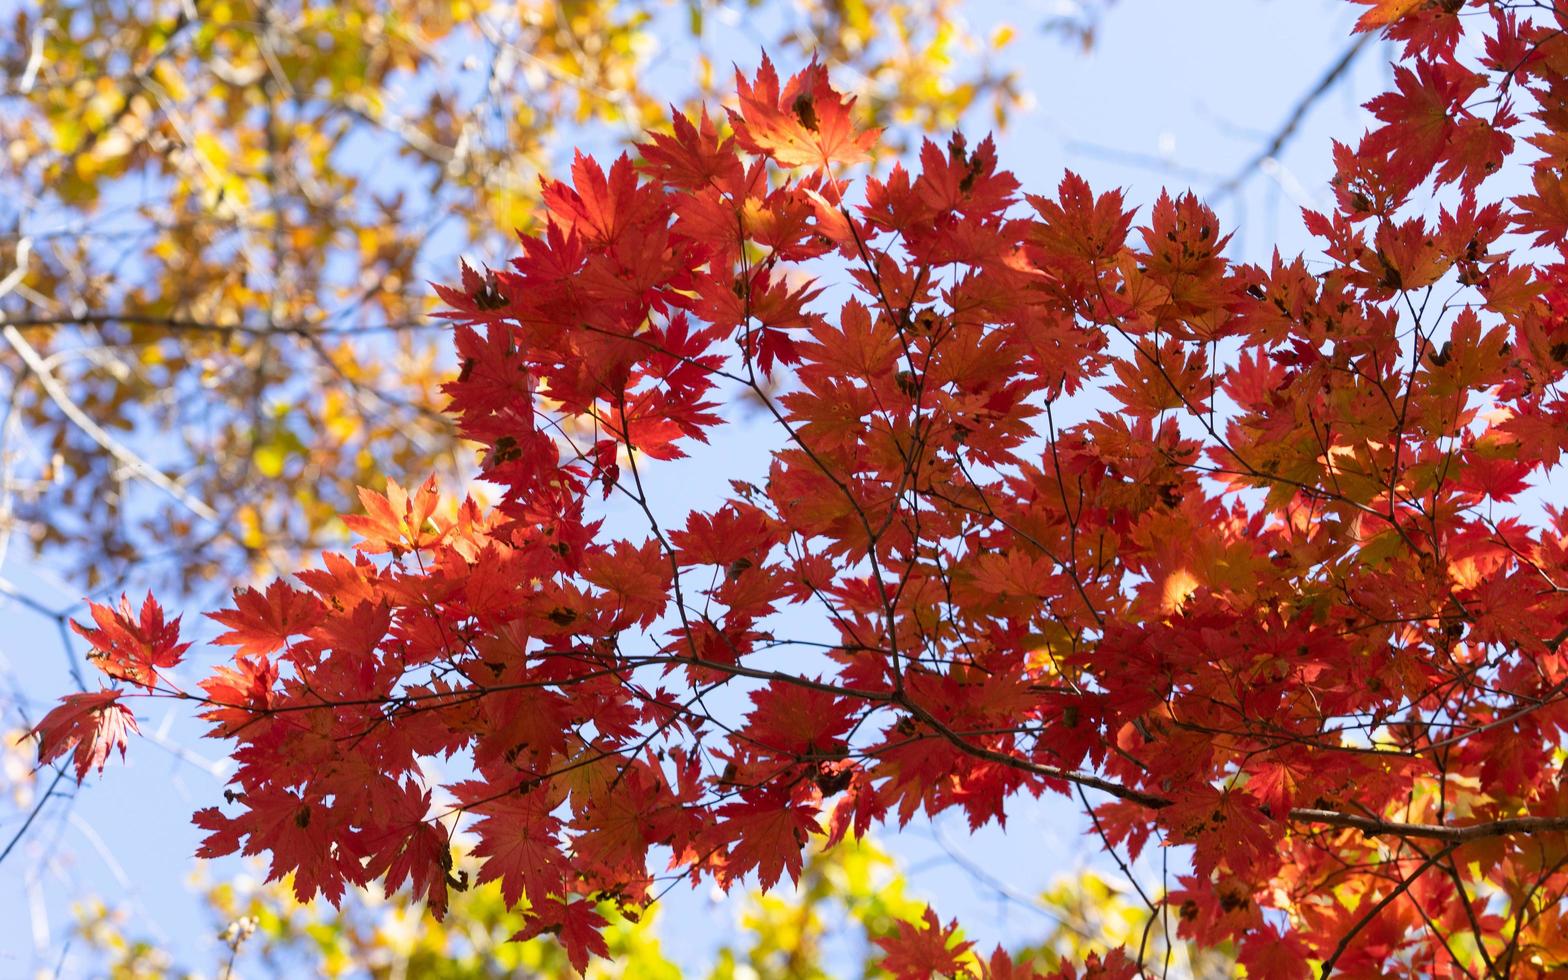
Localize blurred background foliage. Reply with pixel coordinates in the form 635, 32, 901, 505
71, 834, 1234, 979
0, 0, 1040, 591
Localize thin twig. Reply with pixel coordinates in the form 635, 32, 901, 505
3, 322, 219, 523
0, 312, 439, 337
1318, 843, 1459, 977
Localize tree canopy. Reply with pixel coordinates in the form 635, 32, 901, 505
29, 0, 1568, 977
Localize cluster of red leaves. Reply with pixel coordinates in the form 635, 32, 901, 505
35, 3, 1568, 975
33, 593, 185, 778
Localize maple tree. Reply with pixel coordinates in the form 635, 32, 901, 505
30, 0, 1568, 976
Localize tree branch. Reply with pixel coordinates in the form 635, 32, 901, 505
1212, 32, 1375, 199
0, 312, 440, 337
2, 317, 220, 523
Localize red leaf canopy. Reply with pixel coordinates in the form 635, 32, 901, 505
40, 4, 1568, 975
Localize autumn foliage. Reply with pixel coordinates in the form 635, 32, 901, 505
35, 2, 1568, 976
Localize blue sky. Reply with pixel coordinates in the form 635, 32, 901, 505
0, 0, 1393, 973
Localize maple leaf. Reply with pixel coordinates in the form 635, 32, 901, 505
1238, 923, 1312, 980
464, 787, 570, 910
197, 654, 279, 736
1511, 165, 1568, 248
729, 55, 879, 170
71, 593, 190, 690
1158, 785, 1274, 878
797, 297, 901, 382
716, 793, 821, 889
1045, 949, 1140, 980
361, 782, 451, 920
343, 476, 446, 555
208, 579, 325, 657
541, 152, 664, 248
740, 682, 856, 772
195, 786, 367, 904
1244, 751, 1323, 820
1437, 117, 1514, 190
1350, 0, 1425, 31
638, 107, 742, 191
32, 689, 139, 781
982, 946, 1044, 980
874, 907, 975, 980
913, 133, 1020, 219
580, 538, 671, 630
1025, 171, 1135, 268
1363, 59, 1482, 185
555, 901, 611, 973
669, 502, 781, 567
432, 259, 514, 319
513, 897, 610, 975
315, 598, 393, 659
1168, 874, 1264, 947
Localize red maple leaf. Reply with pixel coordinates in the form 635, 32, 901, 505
194, 785, 367, 904
638, 107, 743, 191
1046, 948, 1140, 980
1238, 923, 1312, 980
196, 654, 279, 737
32, 689, 139, 781
513, 897, 610, 974
462, 786, 570, 909
715, 792, 821, 889
71, 593, 189, 690
361, 781, 451, 920
729, 55, 878, 170
874, 907, 975, 980
208, 578, 325, 657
